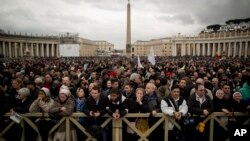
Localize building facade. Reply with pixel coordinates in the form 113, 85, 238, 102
95, 41, 114, 56
0, 32, 100, 57
131, 30, 250, 58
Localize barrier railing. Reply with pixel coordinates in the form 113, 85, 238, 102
1, 112, 249, 141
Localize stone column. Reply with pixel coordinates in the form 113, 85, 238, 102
233, 42, 236, 57
20, 43, 23, 57
2, 41, 5, 57
244, 41, 248, 58
36, 43, 39, 57
8, 42, 11, 57
57, 44, 60, 57
181, 43, 185, 56
228, 42, 231, 57
192, 43, 195, 56
30, 43, 34, 57
14, 42, 17, 57
239, 42, 242, 57
25, 43, 28, 56
41, 43, 44, 57
52, 44, 55, 57
218, 42, 221, 56
223, 42, 226, 53
197, 43, 200, 56
172, 44, 176, 56
212, 43, 215, 57
202, 43, 206, 56
208, 43, 211, 56
47, 43, 49, 57
188, 43, 191, 56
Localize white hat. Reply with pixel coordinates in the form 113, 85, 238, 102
60, 85, 69, 90
59, 88, 71, 97
40, 87, 50, 97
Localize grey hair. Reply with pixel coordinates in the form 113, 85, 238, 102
18, 88, 30, 96
130, 73, 140, 81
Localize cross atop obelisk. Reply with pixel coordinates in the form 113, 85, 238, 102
126, 0, 131, 56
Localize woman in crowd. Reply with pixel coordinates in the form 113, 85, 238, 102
49, 88, 76, 141
125, 87, 145, 140
213, 89, 231, 141
75, 87, 87, 140
29, 87, 54, 113
29, 87, 54, 141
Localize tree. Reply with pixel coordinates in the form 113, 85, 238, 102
207, 24, 221, 32
0, 29, 5, 34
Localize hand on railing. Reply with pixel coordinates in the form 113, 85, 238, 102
222, 108, 232, 116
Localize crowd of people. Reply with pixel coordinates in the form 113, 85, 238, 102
0, 56, 250, 141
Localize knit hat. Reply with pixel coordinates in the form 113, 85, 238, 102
59, 88, 71, 97
40, 87, 50, 97
18, 88, 30, 96
60, 85, 69, 90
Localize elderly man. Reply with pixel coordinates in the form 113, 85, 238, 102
143, 82, 162, 140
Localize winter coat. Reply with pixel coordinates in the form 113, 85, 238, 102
49, 97, 75, 132
29, 98, 54, 113
106, 94, 128, 117
187, 93, 214, 116
142, 92, 162, 113
84, 95, 109, 125
12, 97, 32, 114
161, 96, 188, 130
75, 98, 86, 124
240, 82, 250, 103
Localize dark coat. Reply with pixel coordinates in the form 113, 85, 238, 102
12, 97, 32, 114
213, 96, 231, 112
187, 94, 214, 115
107, 95, 127, 117
142, 92, 162, 113
84, 95, 109, 125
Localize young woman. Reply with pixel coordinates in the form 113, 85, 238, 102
29, 87, 54, 113
29, 87, 54, 141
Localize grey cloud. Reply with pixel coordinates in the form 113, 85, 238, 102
145, 0, 250, 25
81, 0, 125, 11
158, 13, 195, 25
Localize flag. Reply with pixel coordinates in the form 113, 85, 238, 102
137, 56, 143, 68
147, 47, 156, 65
83, 63, 88, 71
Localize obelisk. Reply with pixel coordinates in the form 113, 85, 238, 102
126, 0, 131, 56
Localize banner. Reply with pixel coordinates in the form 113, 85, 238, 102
137, 56, 143, 68
147, 47, 156, 65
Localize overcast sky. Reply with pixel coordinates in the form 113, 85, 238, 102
0, 0, 249, 49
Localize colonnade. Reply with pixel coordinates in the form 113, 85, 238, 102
174, 40, 250, 58
0, 41, 59, 57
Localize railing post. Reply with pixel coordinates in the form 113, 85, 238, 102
209, 114, 214, 141
112, 118, 122, 141
20, 120, 25, 141
164, 115, 169, 141
66, 117, 70, 141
